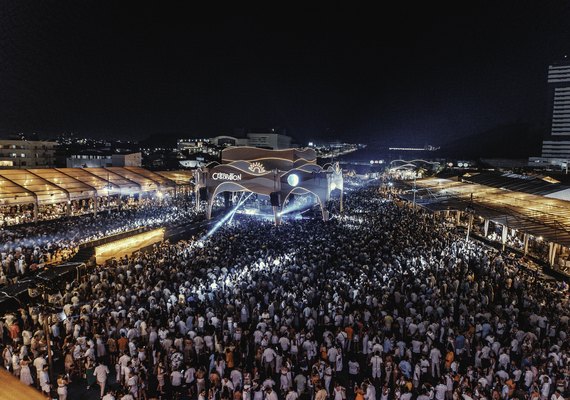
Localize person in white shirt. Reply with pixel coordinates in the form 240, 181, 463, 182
370, 351, 383, 380
94, 361, 110, 398
286, 386, 299, 400
294, 373, 307, 394
117, 352, 131, 383
380, 384, 390, 400
185, 364, 197, 394
333, 382, 347, 400
550, 389, 564, 400
33, 353, 47, 384
39, 364, 51, 396
230, 367, 242, 390
540, 376, 551, 400
102, 389, 116, 400
430, 347, 442, 378
400, 387, 412, 400
127, 372, 139, 398
524, 366, 534, 389
171, 369, 183, 394
222, 376, 235, 394
262, 346, 277, 376
364, 380, 376, 400
265, 386, 279, 400
417, 387, 431, 400
348, 358, 360, 384
435, 379, 447, 400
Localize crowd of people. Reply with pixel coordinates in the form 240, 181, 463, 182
0, 184, 569, 400
0, 196, 201, 284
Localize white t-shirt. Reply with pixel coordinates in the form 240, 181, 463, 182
435, 384, 447, 400
171, 371, 183, 387
94, 364, 110, 381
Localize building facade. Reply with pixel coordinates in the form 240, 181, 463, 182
245, 133, 291, 149
177, 133, 292, 153
0, 139, 57, 168
66, 151, 141, 168
530, 59, 570, 168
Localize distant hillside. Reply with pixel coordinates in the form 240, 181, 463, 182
139, 133, 179, 148
437, 123, 543, 159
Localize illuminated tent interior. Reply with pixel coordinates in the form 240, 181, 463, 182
0, 167, 194, 226
408, 177, 570, 245
155, 170, 195, 186
398, 177, 570, 274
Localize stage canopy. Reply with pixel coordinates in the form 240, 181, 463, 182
195, 147, 343, 222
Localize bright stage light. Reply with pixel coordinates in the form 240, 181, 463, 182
202, 192, 253, 239
280, 194, 317, 216
287, 174, 299, 187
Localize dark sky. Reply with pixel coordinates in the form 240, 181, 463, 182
0, 2, 569, 146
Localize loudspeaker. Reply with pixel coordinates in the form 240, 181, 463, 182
199, 187, 208, 201
270, 192, 281, 207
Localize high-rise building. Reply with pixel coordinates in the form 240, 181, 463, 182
245, 132, 292, 149
530, 59, 570, 168
0, 139, 57, 168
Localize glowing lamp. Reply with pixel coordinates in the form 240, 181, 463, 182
287, 174, 299, 187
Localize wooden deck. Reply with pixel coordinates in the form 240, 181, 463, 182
0, 368, 47, 400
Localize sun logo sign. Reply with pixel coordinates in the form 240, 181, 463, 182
248, 162, 266, 174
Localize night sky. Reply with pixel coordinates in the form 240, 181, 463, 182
0, 2, 569, 146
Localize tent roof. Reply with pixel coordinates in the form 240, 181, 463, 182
124, 167, 176, 189
77, 167, 142, 192
400, 177, 570, 247
54, 167, 119, 195
0, 167, 193, 205
0, 169, 68, 205
105, 167, 159, 192
27, 168, 97, 200
155, 170, 194, 185
462, 171, 570, 196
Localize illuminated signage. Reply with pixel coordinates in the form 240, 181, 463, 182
212, 172, 242, 181
248, 161, 266, 173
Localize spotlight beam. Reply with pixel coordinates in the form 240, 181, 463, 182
228, 192, 250, 225
203, 192, 253, 239
280, 194, 317, 216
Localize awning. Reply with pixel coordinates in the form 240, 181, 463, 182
400, 177, 570, 247
0, 167, 193, 205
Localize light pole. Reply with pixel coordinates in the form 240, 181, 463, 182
412, 175, 417, 210
465, 210, 474, 242
465, 193, 475, 242
31, 281, 61, 386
